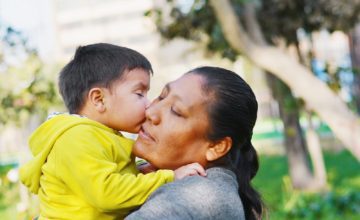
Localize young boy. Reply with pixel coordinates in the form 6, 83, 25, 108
19, 43, 205, 219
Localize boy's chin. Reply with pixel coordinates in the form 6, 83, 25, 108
132, 124, 143, 133
123, 127, 141, 134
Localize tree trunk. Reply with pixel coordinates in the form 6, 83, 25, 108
294, 42, 327, 190
282, 106, 313, 189
210, 0, 360, 160
243, 2, 315, 189
349, 24, 360, 114
305, 111, 327, 189
268, 75, 314, 189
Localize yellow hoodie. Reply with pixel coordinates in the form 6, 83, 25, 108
19, 114, 174, 219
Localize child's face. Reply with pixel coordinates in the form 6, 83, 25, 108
102, 68, 150, 133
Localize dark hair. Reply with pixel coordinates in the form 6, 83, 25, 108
59, 43, 153, 113
188, 66, 263, 220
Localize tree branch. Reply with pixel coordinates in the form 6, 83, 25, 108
210, 0, 360, 160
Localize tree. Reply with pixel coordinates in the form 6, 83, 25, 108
0, 23, 60, 126
243, 1, 316, 189
148, 0, 360, 161
257, 0, 360, 188
147, 0, 360, 189
210, 0, 360, 159
349, 23, 360, 114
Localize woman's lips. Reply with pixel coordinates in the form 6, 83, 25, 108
139, 126, 155, 142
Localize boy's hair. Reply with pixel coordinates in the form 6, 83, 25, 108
59, 43, 153, 113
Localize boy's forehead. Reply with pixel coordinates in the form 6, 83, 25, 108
119, 67, 150, 79
117, 68, 150, 88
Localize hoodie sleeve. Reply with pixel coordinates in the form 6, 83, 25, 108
54, 125, 174, 212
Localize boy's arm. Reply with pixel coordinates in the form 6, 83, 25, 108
137, 160, 206, 177
55, 129, 174, 212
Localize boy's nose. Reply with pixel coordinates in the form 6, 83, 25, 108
145, 99, 151, 110
145, 104, 160, 125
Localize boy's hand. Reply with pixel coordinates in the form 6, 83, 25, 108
174, 163, 206, 180
137, 162, 157, 174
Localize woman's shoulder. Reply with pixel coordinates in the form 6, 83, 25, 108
141, 167, 245, 219
126, 167, 245, 220
170, 167, 240, 201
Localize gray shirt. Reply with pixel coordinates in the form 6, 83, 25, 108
126, 167, 245, 220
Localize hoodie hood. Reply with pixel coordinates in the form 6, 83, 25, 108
19, 114, 114, 194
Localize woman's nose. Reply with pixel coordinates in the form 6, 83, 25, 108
145, 102, 160, 125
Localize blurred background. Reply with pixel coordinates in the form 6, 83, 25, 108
0, 0, 359, 219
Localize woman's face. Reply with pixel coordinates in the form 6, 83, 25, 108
133, 73, 213, 169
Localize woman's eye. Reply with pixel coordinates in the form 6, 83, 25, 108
171, 107, 182, 117
157, 95, 164, 101
157, 88, 168, 101
136, 93, 144, 97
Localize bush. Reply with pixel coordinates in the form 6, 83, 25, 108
0, 165, 18, 210
253, 151, 360, 219
283, 190, 360, 219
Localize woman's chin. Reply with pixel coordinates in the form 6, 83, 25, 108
133, 141, 151, 159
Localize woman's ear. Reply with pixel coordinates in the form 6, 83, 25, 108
205, 137, 232, 161
88, 87, 106, 113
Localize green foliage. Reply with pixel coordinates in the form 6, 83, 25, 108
145, 0, 238, 60
0, 55, 61, 125
146, 0, 360, 58
0, 165, 18, 210
146, 0, 358, 122
0, 165, 14, 176
0, 24, 61, 126
283, 190, 360, 219
257, 0, 360, 105
259, 0, 360, 45
147, 0, 360, 96
253, 151, 360, 219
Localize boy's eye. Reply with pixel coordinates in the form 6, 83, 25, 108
135, 90, 146, 97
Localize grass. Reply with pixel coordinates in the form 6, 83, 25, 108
0, 205, 16, 220
0, 150, 359, 219
253, 154, 288, 208
0, 165, 19, 220
253, 150, 360, 219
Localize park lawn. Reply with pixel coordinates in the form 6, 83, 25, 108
0, 164, 19, 220
0, 205, 16, 220
1, 150, 359, 219
253, 150, 360, 219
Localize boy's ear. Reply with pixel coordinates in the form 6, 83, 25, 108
88, 87, 106, 113
206, 137, 232, 161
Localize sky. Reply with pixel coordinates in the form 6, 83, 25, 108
0, 0, 56, 61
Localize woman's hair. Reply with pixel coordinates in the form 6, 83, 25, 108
188, 66, 263, 220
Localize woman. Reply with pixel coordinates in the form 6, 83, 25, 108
127, 66, 263, 220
